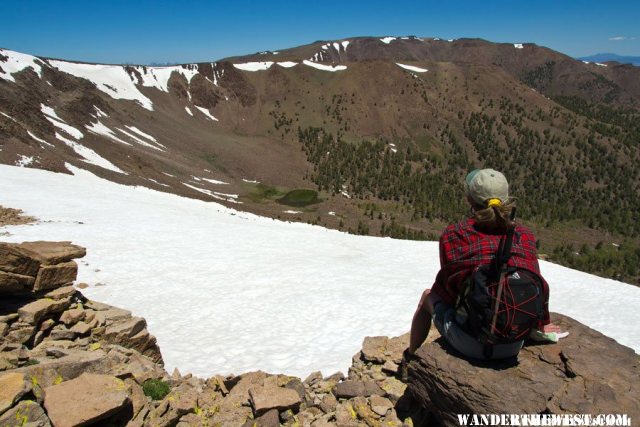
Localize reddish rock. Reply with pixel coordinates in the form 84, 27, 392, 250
334, 380, 385, 399
249, 385, 302, 416
43, 373, 131, 427
0, 372, 30, 415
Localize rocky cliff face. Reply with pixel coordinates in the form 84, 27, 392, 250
1, 241, 638, 426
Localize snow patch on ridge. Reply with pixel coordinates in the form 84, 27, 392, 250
233, 62, 273, 71
185, 106, 193, 116
131, 64, 199, 92
380, 37, 397, 44
396, 63, 428, 73
183, 183, 240, 203
55, 132, 125, 174
86, 121, 131, 146
0, 49, 43, 82
116, 127, 164, 151
27, 131, 54, 148
277, 62, 298, 68
302, 60, 347, 72
200, 178, 229, 185
48, 60, 154, 111
41, 105, 84, 140
194, 106, 219, 121
125, 126, 159, 143
1, 112, 17, 122
514, 43, 524, 49
15, 155, 34, 167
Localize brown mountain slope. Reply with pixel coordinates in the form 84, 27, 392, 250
1, 37, 640, 283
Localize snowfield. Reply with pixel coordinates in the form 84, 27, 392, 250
1, 165, 638, 379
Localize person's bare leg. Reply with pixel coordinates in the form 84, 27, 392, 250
409, 289, 435, 354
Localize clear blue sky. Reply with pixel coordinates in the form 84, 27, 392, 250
1, 0, 638, 64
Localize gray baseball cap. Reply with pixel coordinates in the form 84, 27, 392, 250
465, 169, 509, 206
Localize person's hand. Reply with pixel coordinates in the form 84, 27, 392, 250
529, 323, 569, 343
542, 323, 563, 333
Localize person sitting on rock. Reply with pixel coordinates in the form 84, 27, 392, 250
407, 168, 568, 360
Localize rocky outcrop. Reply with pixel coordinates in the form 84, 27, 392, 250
2, 240, 638, 426
407, 313, 640, 427
0, 241, 85, 295
0, 241, 422, 426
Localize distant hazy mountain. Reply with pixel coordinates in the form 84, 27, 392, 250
578, 53, 640, 66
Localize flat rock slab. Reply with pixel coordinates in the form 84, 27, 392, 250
18, 297, 71, 325
44, 285, 77, 300
408, 313, 640, 427
334, 380, 385, 399
16, 349, 109, 389
249, 385, 302, 416
43, 373, 131, 427
17, 241, 86, 265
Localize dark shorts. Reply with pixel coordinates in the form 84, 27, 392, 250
432, 302, 524, 360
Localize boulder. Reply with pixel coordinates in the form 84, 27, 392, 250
253, 408, 280, 427
48, 326, 77, 341
60, 308, 86, 326
0, 372, 30, 415
33, 261, 78, 292
98, 307, 132, 323
6, 322, 36, 344
43, 373, 131, 427
15, 241, 86, 266
334, 380, 385, 399
104, 317, 162, 363
70, 321, 92, 336
408, 313, 640, 426
0, 400, 51, 426
144, 383, 198, 427
370, 395, 393, 417
249, 385, 302, 416
0, 243, 41, 276
0, 271, 35, 294
18, 297, 71, 325
361, 334, 409, 364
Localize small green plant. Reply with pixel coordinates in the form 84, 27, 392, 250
142, 379, 171, 400
277, 189, 320, 207
247, 183, 284, 203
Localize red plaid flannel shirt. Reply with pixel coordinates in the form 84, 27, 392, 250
431, 217, 550, 327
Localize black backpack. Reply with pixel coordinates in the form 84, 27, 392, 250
454, 220, 545, 358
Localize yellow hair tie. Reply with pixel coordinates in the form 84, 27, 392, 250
487, 198, 502, 207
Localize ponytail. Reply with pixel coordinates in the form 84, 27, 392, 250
472, 199, 516, 233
